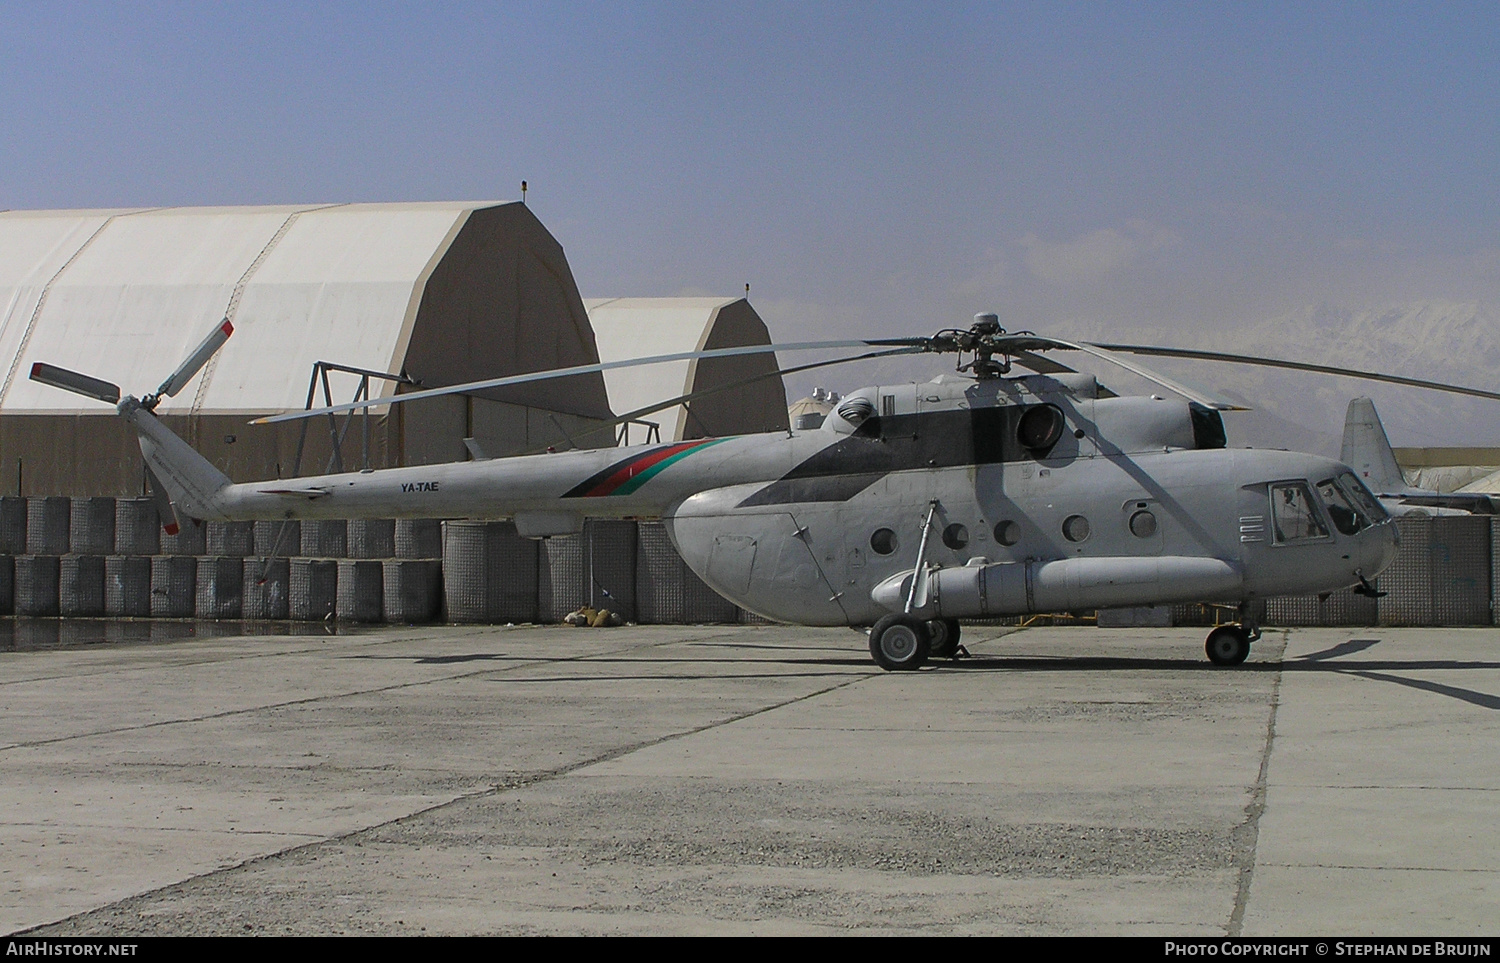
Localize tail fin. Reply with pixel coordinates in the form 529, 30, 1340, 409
119, 398, 235, 523
1340, 397, 1407, 494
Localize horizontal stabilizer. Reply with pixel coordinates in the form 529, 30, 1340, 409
256, 487, 330, 499
28, 363, 121, 404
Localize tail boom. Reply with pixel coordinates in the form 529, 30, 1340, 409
121, 397, 783, 528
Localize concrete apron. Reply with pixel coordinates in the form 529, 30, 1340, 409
1, 623, 1495, 936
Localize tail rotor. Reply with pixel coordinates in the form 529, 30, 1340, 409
28, 319, 236, 534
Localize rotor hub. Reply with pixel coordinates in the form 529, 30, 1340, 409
921, 311, 1025, 379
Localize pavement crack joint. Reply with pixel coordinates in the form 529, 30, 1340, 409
1, 631, 723, 753
14, 660, 872, 935
1227, 628, 1287, 937
486, 671, 876, 793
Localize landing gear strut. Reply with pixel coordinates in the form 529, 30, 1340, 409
870, 613, 930, 671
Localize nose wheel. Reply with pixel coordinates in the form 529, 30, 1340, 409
870, 614, 931, 671
1205, 624, 1255, 666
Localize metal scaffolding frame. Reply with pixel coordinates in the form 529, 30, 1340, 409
290, 361, 419, 477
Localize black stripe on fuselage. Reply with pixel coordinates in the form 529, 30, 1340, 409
737, 405, 1044, 507
561, 449, 653, 499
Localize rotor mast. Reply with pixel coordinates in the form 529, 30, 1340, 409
928, 312, 1018, 379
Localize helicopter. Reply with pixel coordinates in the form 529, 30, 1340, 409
30, 312, 1500, 672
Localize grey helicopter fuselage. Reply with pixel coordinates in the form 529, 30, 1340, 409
668, 373, 1397, 625
126, 369, 1399, 628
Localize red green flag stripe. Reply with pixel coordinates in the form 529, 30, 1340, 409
562, 438, 729, 498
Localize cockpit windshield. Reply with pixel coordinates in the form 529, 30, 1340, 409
1316, 476, 1367, 535
1302, 472, 1387, 538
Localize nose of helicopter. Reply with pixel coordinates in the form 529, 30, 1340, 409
1362, 519, 1400, 578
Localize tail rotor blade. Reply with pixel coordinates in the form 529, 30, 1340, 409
28, 363, 121, 404
156, 319, 234, 399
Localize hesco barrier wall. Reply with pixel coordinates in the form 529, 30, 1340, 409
538, 533, 585, 623
0, 503, 1493, 628
1171, 516, 1493, 628
636, 521, 737, 624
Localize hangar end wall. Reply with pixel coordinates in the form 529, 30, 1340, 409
0, 202, 617, 496
400, 203, 613, 422
681, 299, 791, 440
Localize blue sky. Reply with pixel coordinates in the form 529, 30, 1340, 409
5, 2, 1498, 437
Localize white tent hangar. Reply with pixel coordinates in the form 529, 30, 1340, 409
584, 297, 789, 444
0, 201, 614, 495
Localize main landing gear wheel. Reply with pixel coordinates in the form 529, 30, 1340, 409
870, 614, 931, 671
1205, 625, 1251, 666
926, 618, 962, 659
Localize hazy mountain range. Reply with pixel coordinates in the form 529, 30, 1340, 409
786, 299, 1497, 458
1063, 300, 1500, 453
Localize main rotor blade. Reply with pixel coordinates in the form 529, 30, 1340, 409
251, 340, 926, 425
498, 348, 920, 456
615, 348, 917, 430
1007, 350, 1079, 376
990, 334, 1081, 354
156, 319, 234, 399
1085, 342, 1500, 404
1004, 351, 1121, 397
1026, 338, 1248, 410
28, 363, 121, 404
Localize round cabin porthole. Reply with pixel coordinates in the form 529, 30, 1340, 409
870, 528, 899, 555
994, 520, 1020, 546
942, 523, 969, 550
1062, 514, 1091, 542
1129, 509, 1158, 538
1017, 404, 1066, 452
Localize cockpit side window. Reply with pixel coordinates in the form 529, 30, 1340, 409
1270, 481, 1329, 543
1316, 477, 1366, 536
